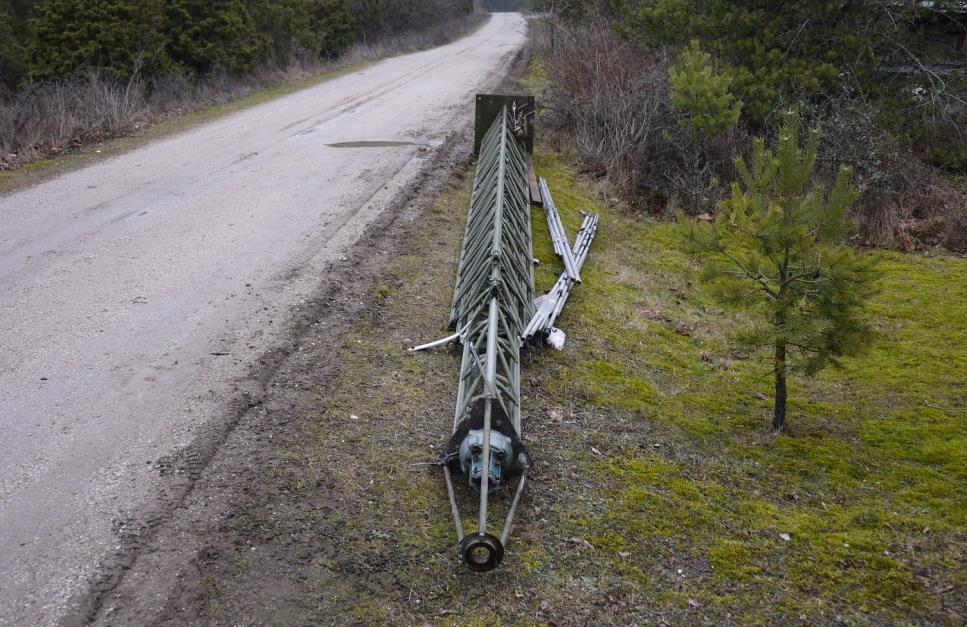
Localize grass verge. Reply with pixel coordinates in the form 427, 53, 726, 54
195, 146, 964, 624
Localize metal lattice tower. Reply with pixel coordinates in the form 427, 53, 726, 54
449, 106, 535, 433
439, 105, 535, 570
409, 96, 598, 571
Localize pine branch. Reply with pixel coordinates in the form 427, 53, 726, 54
716, 246, 780, 299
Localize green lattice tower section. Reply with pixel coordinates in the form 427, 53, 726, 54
448, 106, 535, 435
439, 106, 535, 571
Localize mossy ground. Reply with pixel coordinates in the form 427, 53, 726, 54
528, 152, 965, 624
196, 145, 964, 625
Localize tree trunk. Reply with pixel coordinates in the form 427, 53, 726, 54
774, 245, 790, 433
773, 340, 787, 432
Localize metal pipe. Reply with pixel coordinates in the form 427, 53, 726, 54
408, 323, 470, 353
478, 398, 492, 532
443, 466, 464, 540
478, 296, 499, 532
500, 468, 529, 545
485, 297, 499, 385
539, 177, 581, 283
453, 342, 471, 431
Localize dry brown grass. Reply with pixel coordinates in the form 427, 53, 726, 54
0, 11, 486, 171
536, 17, 966, 251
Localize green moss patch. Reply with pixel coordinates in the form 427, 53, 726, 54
529, 149, 965, 623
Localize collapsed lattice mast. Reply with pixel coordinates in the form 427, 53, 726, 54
438, 104, 534, 570
409, 95, 598, 571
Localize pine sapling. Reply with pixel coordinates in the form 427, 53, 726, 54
669, 40, 741, 138
680, 110, 878, 432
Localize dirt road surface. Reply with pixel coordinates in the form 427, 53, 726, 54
0, 13, 525, 625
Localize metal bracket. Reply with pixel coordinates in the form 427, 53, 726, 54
474, 94, 535, 155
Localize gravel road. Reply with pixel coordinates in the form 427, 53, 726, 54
0, 13, 526, 625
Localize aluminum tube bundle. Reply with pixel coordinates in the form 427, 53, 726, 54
523, 179, 600, 341
538, 177, 581, 283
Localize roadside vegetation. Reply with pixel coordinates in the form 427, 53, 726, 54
0, 0, 479, 169
498, 13, 963, 620
187, 139, 964, 624
165, 44, 964, 620
680, 111, 880, 433
530, 0, 966, 252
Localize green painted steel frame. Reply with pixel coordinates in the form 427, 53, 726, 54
449, 106, 535, 437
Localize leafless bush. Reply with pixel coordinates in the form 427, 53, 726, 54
0, 61, 325, 168
0, 69, 148, 164
0, 12, 486, 171
894, 170, 967, 252
542, 18, 965, 247
544, 21, 668, 187
542, 19, 741, 214
803, 94, 967, 249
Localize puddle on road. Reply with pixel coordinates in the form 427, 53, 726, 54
326, 140, 419, 148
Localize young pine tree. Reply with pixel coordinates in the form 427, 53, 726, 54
669, 41, 741, 138
680, 111, 878, 432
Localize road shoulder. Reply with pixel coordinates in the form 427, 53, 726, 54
63, 121, 475, 625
